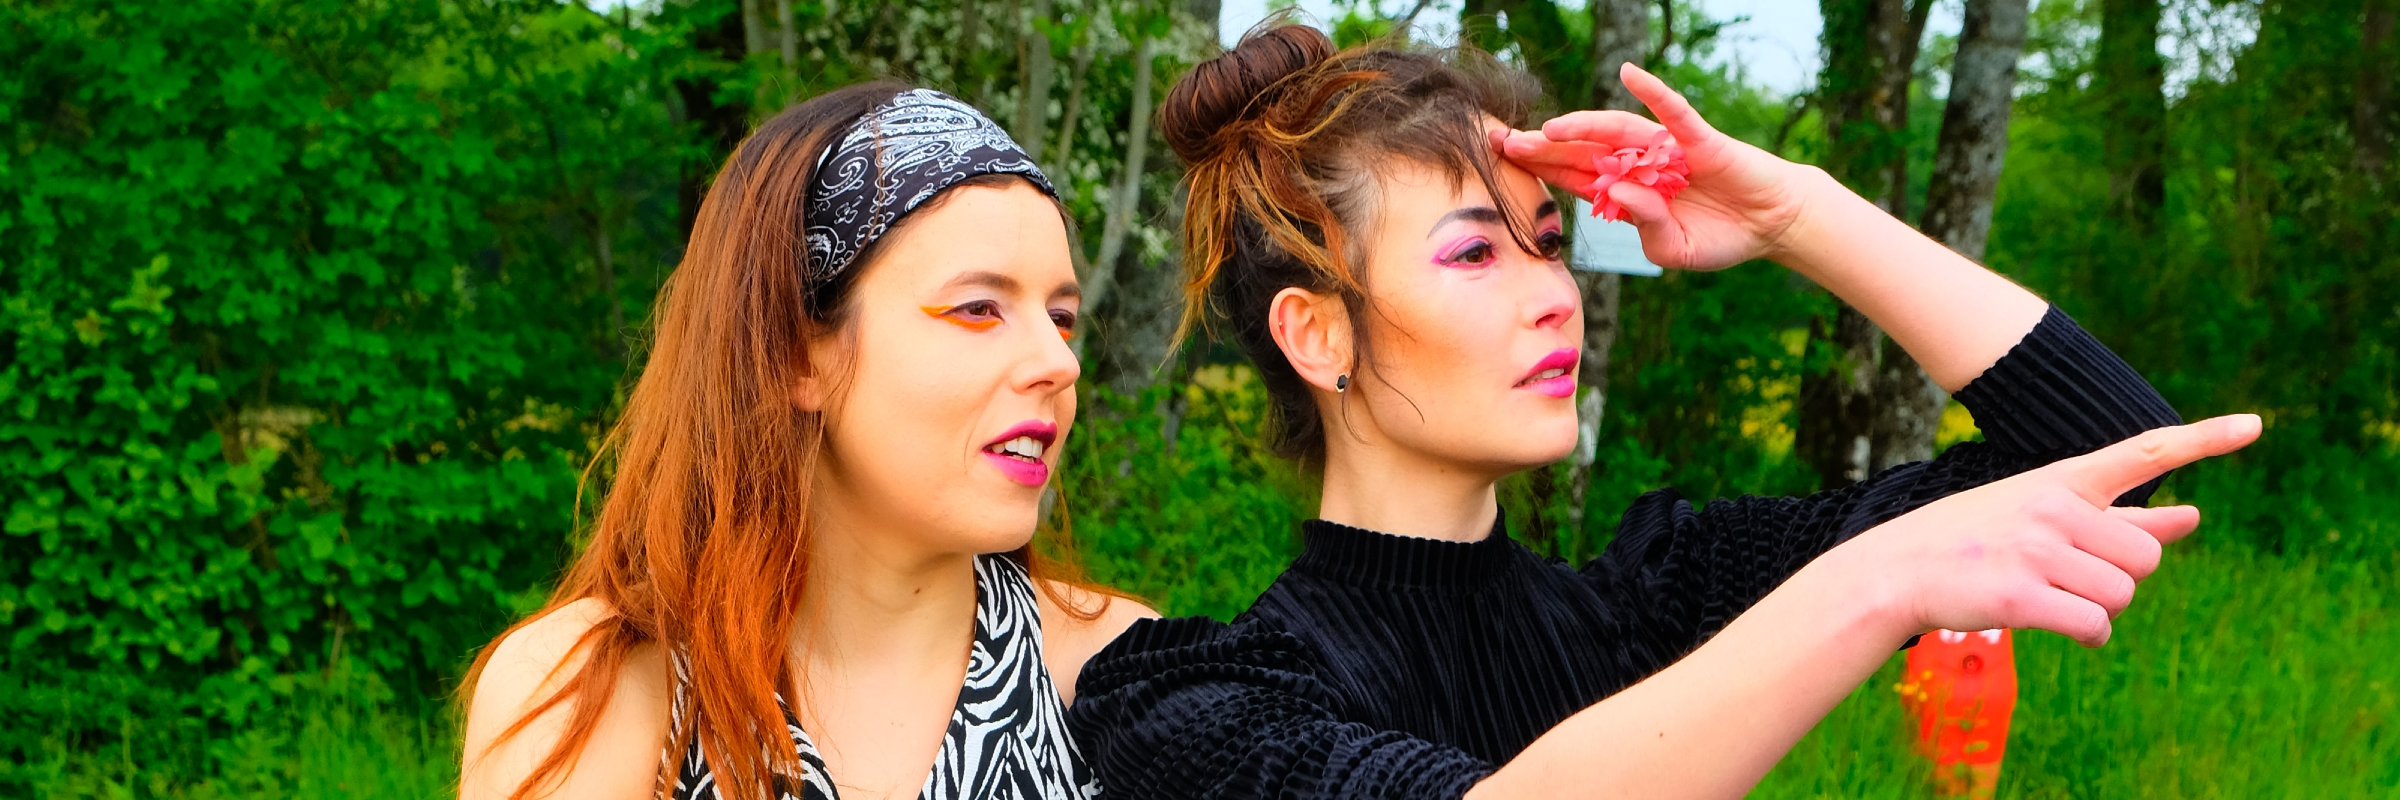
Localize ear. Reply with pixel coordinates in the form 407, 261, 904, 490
1267, 287, 1353, 394
792, 333, 842, 413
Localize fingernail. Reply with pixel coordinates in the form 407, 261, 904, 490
2226, 413, 2262, 439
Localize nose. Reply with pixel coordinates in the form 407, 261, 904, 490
1018, 315, 1083, 396
1521, 255, 1579, 333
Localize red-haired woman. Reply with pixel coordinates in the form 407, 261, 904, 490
458, 84, 1152, 800
1065, 25, 2255, 799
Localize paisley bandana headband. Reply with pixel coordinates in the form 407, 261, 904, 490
803, 89, 1058, 297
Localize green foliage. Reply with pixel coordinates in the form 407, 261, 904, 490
1061, 370, 1313, 620
1986, 0, 2400, 555
0, 0, 700, 785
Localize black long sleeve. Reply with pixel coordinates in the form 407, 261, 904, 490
1069, 307, 2181, 800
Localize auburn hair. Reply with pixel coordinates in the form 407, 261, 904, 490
459, 81, 1109, 800
1160, 23, 1544, 461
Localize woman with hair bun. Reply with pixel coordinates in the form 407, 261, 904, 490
1066, 24, 2257, 799
457, 83, 1152, 800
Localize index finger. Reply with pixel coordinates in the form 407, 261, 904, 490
1620, 64, 1729, 162
2055, 414, 2262, 506
1539, 108, 1665, 148
1498, 129, 1614, 169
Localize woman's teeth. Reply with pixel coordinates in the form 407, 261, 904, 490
1521, 368, 1568, 385
991, 436, 1045, 460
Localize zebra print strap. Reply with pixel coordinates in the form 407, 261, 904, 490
667, 555, 1099, 800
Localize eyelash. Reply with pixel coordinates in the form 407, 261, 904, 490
1535, 230, 1565, 260
1438, 238, 1497, 267
926, 302, 1078, 340
1438, 231, 1568, 267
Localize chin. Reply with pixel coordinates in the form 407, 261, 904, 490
953, 492, 1045, 555
1517, 419, 1582, 465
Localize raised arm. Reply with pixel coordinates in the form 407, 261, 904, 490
1495, 64, 2045, 391
1583, 306, 2187, 666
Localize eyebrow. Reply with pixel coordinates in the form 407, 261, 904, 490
941, 269, 1082, 300
1425, 200, 1562, 238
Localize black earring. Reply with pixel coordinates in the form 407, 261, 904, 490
1335, 374, 1349, 393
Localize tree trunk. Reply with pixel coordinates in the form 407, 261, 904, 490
1817, 0, 1925, 211
2358, 0, 2397, 177
1049, 42, 1095, 183
1014, 0, 1058, 149
1920, 0, 2027, 263
2098, 0, 2167, 233
1867, 0, 2031, 472
776, 0, 797, 71
1563, 0, 1646, 535
740, 0, 766, 57
1082, 33, 1157, 331
1590, 0, 1646, 112
1802, 0, 1928, 489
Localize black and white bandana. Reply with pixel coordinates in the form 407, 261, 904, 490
802, 89, 1057, 295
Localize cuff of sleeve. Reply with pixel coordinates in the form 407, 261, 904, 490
1952, 305, 2183, 456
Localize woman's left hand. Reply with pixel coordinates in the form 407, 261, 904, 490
1490, 63, 1828, 272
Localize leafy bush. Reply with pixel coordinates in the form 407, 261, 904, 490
0, 0, 696, 783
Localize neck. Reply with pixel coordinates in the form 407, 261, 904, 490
792, 495, 979, 687
1317, 436, 1502, 542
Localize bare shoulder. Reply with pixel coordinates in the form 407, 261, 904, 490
462, 598, 671, 800
1035, 580, 1159, 706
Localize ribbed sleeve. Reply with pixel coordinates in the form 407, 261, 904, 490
1070, 617, 1495, 800
1955, 305, 2184, 458
1586, 305, 2185, 654
1068, 306, 2182, 798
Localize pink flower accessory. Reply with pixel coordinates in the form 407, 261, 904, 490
1581, 130, 1690, 222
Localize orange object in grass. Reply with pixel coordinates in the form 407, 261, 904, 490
1896, 628, 2017, 799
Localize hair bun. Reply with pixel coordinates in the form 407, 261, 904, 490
1159, 23, 1335, 165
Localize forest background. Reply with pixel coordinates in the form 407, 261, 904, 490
3, 0, 2395, 796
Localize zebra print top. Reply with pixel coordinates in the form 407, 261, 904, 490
666, 555, 1099, 800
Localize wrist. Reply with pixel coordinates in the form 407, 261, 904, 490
1760, 165, 1860, 278
1794, 537, 1926, 648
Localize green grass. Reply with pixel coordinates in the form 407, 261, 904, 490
18, 673, 460, 799
1756, 543, 2399, 799
21, 544, 2390, 798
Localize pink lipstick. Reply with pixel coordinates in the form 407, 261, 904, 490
1516, 348, 1579, 398
980, 420, 1057, 487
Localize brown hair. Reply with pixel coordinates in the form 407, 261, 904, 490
459, 81, 1108, 800
1160, 23, 1544, 462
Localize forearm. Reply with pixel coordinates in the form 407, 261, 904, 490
1469, 555, 1911, 800
1770, 167, 2048, 392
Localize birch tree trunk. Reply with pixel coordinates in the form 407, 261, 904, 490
740, 0, 766, 58
1870, 0, 2030, 472
1015, 0, 1058, 149
1920, 0, 2028, 263
776, 0, 797, 72
1563, 0, 1647, 534
1049, 43, 1095, 183
1082, 32, 1156, 323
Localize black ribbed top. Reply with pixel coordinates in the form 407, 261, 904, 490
1068, 307, 2181, 800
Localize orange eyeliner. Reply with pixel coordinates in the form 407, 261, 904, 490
921, 305, 999, 332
